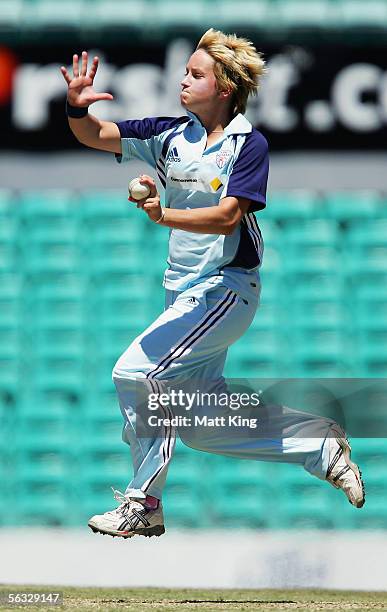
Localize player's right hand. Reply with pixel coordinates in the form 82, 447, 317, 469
60, 51, 113, 108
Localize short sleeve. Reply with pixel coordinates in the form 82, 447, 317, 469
224, 130, 269, 212
114, 116, 188, 167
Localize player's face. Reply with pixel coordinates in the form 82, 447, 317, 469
180, 49, 220, 113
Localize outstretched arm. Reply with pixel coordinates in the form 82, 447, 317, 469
60, 51, 121, 153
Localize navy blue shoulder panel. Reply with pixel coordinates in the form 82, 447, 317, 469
226, 128, 269, 213
115, 116, 189, 140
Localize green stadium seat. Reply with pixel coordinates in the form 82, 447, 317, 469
80, 190, 140, 224
15, 449, 72, 485
259, 268, 282, 292
22, 0, 83, 28
0, 288, 22, 328
153, 0, 205, 26
260, 245, 283, 274
345, 246, 387, 278
268, 467, 337, 528
29, 328, 86, 366
0, 1, 23, 28
79, 449, 132, 517
272, 0, 335, 28
284, 219, 338, 246
271, 496, 336, 529
211, 466, 269, 528
0, 272, 23, 297
332, 490, 387, 530
18, 189, 77, 221
360, 470, 387, 501
84, 385, 119, 418
82, 193, 149, 250
290, 300, 350, 331
25, 277, 86, 327
340, 0, 387, 27
215, 459, 274, 491
291, 274, 343, 301
82, 414, 123, 449
87, 241, 144, 275
225, 354, 286, 378
21, 239, 83, 276
31, 354, 86, 393
209, 0, 269, 26
87, 219, 143, 248
23, 219, 80, 244
325, 191, 380, 221
17, 190, 77, 244
11, 456, 78, 526
79, 456, 130, 498
258, 277, 281, 307
353, 438, 387, 456
290, 330, 352, 377
0, 501, 8, 527
0, 238, 17, 273
90, 324, 145, 364
250, 304, 283, 332
0, 189, 16, 215
345, 219, 387, 247
229, 331, 284, 377
355, 301, 387, 335
0, 343, 20, 390
282, 251, 340, 290
163, 468, 203, 528
212, 495, 268, 528
14, 413, 74, 446
0, 325, 21, 360
0, 395, 11, 436
256, 219, 282, 249
377, 195, 387, 218
285, 245, 340, 274
265, 191, 320, 220
358, 345, 387, 377
17, 388, 83, 422
91, 283, 149, 320
79, 190, 147, 256
0, 216, 18, 243
92, 0, 146, 27
356, 282, 387, 303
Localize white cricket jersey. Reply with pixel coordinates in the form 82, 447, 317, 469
115, 111, 269, 293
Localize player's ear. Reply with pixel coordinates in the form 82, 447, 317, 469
218, 87, 233, 101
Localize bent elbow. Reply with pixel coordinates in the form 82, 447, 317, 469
222, 220, 239, 235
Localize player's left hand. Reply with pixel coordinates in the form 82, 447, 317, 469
129, 175, 162, 223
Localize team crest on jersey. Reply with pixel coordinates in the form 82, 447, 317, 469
216, 150, 232, 168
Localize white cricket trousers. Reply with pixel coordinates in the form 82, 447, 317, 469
112, 274, 332, 500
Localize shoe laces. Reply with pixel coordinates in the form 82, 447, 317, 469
110, 487, 132, 516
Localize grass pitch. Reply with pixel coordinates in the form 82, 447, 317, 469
1, 587, 387, 612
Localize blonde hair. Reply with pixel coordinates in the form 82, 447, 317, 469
196, 28, 266, 115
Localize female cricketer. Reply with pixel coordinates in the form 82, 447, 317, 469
61, 29, 365, 538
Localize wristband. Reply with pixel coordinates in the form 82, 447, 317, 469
155, 208, 165, 224
66, 100, 88, 118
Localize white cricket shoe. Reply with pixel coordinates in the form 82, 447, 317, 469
325, 424, 365, 508
88, 488, 165, 538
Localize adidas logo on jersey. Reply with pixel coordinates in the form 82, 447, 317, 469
167, 146, 181, 163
